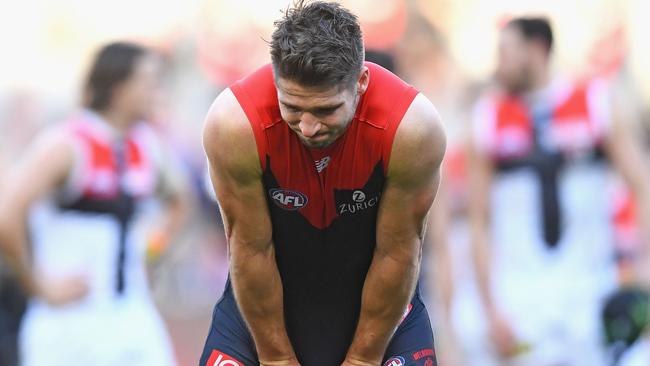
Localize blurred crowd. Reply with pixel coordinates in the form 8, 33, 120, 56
1, 1, 650, 365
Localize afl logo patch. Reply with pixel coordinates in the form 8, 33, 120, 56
384, 356, 405, 366
269, 188, 308, 210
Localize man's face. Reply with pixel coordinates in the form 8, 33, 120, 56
276, 70, 367, 149
496, 26, 533, 93
112, 54, 163, 122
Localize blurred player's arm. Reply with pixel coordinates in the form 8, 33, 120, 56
424, 180, 462, 365
605, 90, 650, 285
466, 128, 518, 357
426, 180, 454, 321
345, 94, 445, 366
203, 89, 299, 366
0, 131, 88, 304
148, 140, 192, 258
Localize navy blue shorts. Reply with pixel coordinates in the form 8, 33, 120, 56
199, 292, 437, 366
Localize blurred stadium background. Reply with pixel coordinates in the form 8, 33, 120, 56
1, 0, 649, 365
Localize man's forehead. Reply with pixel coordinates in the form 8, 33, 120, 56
500, 26, 526, 44
277, 78, 347, 96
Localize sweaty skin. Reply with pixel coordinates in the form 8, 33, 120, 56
343, 93, 445, 366
203, 73, 445, 365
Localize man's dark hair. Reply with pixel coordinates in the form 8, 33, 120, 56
83, 42, 149, 111
506, 17, 554, 55
270, 1, 364, 89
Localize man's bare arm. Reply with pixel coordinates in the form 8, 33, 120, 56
466, 137, 496, 313
345, 94, 446, 365
203, 89, 298, 365
465, 121, 519, 358
0, 130, 88, 304
148, 141, 192, 259
604, 89, 650, 284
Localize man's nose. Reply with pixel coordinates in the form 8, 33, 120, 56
298, 113, 321, 138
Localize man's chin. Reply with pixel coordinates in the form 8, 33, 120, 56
300, 136, 333, 149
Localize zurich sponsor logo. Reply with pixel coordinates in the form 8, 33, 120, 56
269, 188, 308, 210
338, 189, 380, 215
352, 190, 366, 202
384, 356, 405, 366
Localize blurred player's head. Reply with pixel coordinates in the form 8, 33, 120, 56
497, 17, 553, 94
83, 42, 161, 126
270, 1, 368, 148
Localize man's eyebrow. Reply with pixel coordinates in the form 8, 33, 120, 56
279, 101, 344, 111
313, 102, 344, 111
279, 101, 301, 110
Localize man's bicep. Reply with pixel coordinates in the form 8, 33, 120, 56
605, 92, 650, 193
376, 171, 441, 259
0, 131, 72, 218
203, 89, 273, 248
376, 94, 445, 256
466, 139, 492, 226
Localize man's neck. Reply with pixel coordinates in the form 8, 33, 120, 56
97, 109, 134, 135
526, 65, 552, 96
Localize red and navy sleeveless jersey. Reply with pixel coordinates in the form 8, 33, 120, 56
229, 62, 418, 364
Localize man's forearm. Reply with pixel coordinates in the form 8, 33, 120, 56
472, 231, 496, 313
346, 249, 420, 364
635, 189, 650, 284
230, 242, 296, 362
0, 218, 38, 296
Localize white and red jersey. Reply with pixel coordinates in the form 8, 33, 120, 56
22, 111, 176, 366
29, 111, 163, 304
470, 78, 619, 365
472, 78, 616, 276
473, 79, 610, 159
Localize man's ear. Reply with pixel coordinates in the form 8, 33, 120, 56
357, 66, 370, 95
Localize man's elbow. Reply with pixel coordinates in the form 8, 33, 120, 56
375, 242, 422, 269
229, 236, 274, 262
0, 212, 15, 256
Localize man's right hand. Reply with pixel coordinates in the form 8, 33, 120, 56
36, 275, 89, 306
487, 308, 520, 358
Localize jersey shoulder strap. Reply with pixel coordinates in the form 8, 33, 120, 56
357, 62, 418, 171
230, 64, 283, 170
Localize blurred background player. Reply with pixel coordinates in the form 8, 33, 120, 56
466, 17, 650, 366
0, 41, 188, 366
0, 92, 43, 366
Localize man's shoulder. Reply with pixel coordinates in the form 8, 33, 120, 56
204, 89, 252, 146
231, 63, 275, 91
388, 94, 446, 178
364, 62, 415, 102
357, 62, 418, 129
399, 94, 445, 148
203, 88, 261, 175
229, 64, 282, 129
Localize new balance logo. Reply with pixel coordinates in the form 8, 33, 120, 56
315, 156, 331, 173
